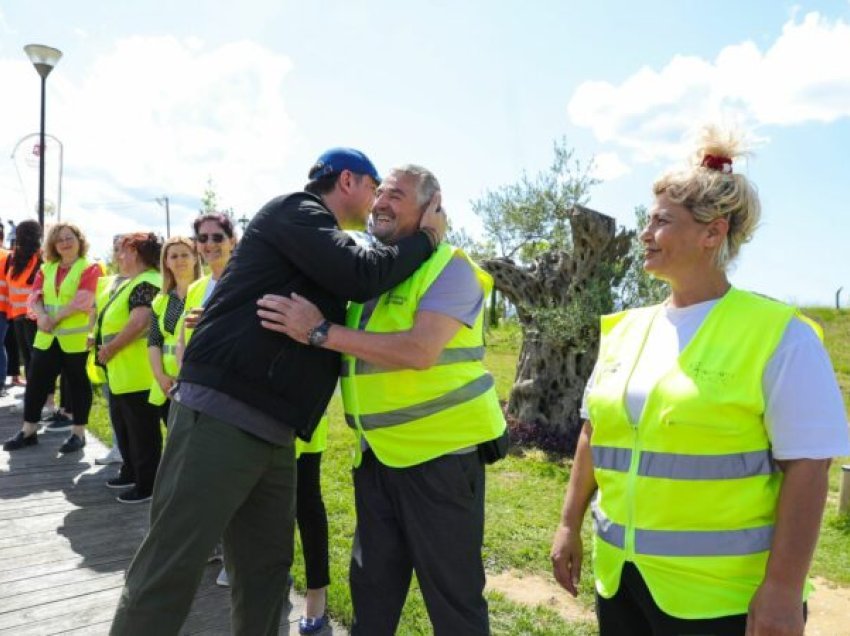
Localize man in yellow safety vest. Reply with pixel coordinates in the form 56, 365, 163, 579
258, 164, 507, 636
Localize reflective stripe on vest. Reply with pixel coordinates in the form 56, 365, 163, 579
345, 373, 495, 430
34, 259, 91, 353
587, 288, 814, 619
101, 269, 161, 394
592, 446, 779, 479
7, 254, 40, 319
591, 502, 773, 556
342, 345, 485, 377
341, 244, 505, 468
148, 291, 183, 406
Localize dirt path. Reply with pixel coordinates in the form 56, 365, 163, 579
487, 571, 850, 635
807, 577, 850, 636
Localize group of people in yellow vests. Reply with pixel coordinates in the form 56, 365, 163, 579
3, 127, 849, 636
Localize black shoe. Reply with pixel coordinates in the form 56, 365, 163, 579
116, 488, 152, 504
3, 430, 38, 451
105, 476, 136, 489
58, 434, 85, 454
42, 411, 73, 432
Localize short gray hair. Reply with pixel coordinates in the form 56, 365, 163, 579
391, 164, 440, 210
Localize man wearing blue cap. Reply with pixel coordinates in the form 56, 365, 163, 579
111, 148, 446, 636
259, 164, 506, 635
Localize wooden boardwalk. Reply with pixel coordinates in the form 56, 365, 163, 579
0, 389, 342, 635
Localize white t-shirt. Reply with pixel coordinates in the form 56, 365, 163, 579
581, 299, 850, 460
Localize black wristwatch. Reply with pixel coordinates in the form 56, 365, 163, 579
307, 320, 332, 347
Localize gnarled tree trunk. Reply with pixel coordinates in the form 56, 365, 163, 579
482, 206, 633, 454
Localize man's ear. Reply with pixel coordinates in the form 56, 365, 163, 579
337, 169, 353, 194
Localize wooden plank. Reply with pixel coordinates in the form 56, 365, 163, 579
0, 407, 346, 635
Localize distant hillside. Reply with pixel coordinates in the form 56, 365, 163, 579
805, 308, 849, 412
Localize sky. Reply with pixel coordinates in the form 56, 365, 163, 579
0, 0, 848, 305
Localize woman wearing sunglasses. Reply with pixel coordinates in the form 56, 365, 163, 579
177, 213, 237, 354
147, 236, 201, 421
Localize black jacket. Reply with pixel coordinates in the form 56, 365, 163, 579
179, 192, 434, 440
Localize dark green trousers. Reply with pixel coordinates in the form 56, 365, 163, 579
110, 401, 296, 636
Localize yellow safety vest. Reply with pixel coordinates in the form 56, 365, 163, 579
100, 270, 161, 395
341, 243, 505, 468
296, 414, 329, 458
178, 275, 212, 346
588, 288, 816, 619
87, 275, 127, 385
148, 291, 182, 406
33, 259, 92, 353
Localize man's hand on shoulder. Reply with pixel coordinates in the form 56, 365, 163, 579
419, 191, 446, 246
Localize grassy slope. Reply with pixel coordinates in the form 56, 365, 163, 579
83, 310, 850, 633
802, 309, 850, 584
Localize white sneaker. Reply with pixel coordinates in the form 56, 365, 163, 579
216, 566, 230, 587
95, 446, 123, 465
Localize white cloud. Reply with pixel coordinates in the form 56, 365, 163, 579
568, 12, 850, 164
591, 152, 631, 181
0, 35, 296, 255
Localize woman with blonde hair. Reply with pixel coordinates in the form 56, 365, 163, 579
148, 236, 200, 419
3, 222, 101, 453
550, 127, 849, 635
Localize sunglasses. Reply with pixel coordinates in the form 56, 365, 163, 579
196, 233, 226, 244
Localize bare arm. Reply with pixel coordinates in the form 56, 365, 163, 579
257, 293, 462, 370
551, 421, 597, 597
746, 458, 830, 636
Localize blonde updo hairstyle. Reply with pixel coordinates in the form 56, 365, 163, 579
652, 126, 760, 270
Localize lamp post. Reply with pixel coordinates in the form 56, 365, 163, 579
237, 214, 250, 233
24, 44, 63, 229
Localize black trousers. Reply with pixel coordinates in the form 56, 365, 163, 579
13, 316, 37, 377
296, 452, 330, 589
110, 390, 162, 496
596, 562, 807, 636
23, 341, 92, 425
350, 449, 489, 636
5, 317, 19, 378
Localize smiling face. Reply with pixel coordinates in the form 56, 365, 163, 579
370, 171, 423, 245
54, 227, 81, 261
196, 220, 234, 271
641, 192, 727, 283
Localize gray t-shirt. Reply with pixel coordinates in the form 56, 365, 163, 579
176, 256, 483, 447
360, 256, 483, 328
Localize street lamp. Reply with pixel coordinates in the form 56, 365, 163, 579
237, 214, 250, 233
24, 44, 63, 229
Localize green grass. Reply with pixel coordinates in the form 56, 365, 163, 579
803, 308, 850, 584
83, 313, 850, 633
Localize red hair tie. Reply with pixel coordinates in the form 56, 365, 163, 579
701, 154, 733, 174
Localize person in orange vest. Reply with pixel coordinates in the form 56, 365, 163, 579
0, 225, 11, 396
3, 222, 102, 453
4, 220, 42, 384
549, 126, 850, 635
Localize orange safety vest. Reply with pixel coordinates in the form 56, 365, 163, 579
6, 253, 41, 319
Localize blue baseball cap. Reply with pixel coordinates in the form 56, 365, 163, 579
307, 147, 381, 183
